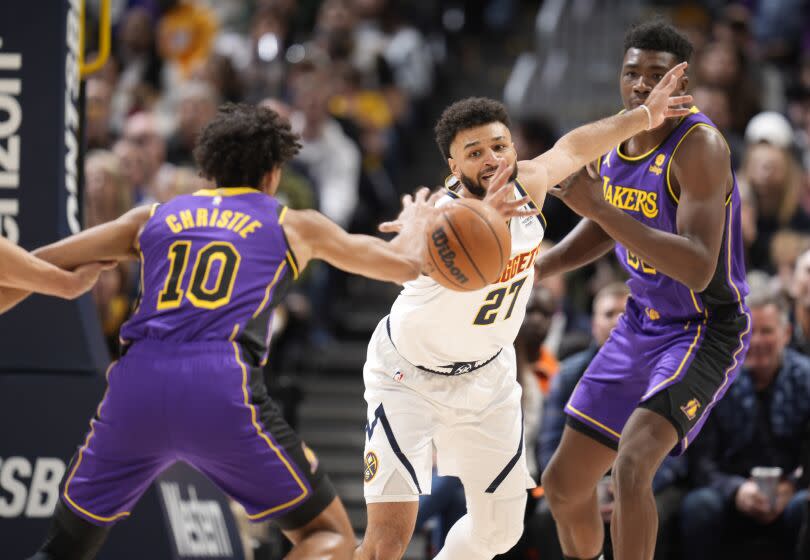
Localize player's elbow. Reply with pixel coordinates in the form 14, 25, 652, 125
683, 261, 715, 293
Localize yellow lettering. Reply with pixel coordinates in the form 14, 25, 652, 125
195, 208, 209, 227
232, 215, 251, 234
612, 186, 625, 207
216, 210, 233, 228
643, 192, 659, 218
623, 190, 636, 210
179, 210, 195, 229
227, 212, 245, 230
634, 191, 647, 212
603, 177, 613, 202
239, 220, 263, 238
209, 208, 220, 227
166, 214, 182, 234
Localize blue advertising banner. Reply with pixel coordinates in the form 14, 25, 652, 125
0, 0, 109, 373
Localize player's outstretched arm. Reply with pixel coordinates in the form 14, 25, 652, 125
0, 237, 114, 307
517, 62, 692, 201
550, 126, 730, 291
0, 205, 151, 313
282, 188, 437, 285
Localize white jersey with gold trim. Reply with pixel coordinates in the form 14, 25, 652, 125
388, 181, 545, 370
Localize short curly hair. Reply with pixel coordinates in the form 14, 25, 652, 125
193, 103, 302, 188
624, 18, 693, 63
434, 97, 511, 159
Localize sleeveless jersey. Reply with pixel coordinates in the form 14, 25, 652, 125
598, 107, 748, 319
387, 181, 545, 368
120, 187, 298, 365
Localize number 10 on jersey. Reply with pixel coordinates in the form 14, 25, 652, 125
157, 241, 242, 310
473, 277, 527, 325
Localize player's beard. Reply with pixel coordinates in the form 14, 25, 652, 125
459, 163, 519, 198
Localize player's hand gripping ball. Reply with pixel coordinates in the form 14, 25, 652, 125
426, 198, 511, 291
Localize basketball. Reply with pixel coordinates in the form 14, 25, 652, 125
426, 198, 511, 291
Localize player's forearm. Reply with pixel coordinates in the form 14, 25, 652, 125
0, 287, 30, 314
0, 239, 81, 297
535, 219, 614, 280
591, 204, 716, 291
551, 108, 649, 174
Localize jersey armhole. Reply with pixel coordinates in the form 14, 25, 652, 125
276, 205, 300, 280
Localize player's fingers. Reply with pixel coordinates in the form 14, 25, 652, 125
401, 194, 413, 207
413, 186, 430, 203
428, 189, 444, 206
100, 260, 118, 270
668, 95, 692, 106
664, 108, 693, 118
378, 221, 402, 233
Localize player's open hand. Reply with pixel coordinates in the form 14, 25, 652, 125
378, 187, 442, 234
548, 166, 607, 219
61, 261, 118, 299
482, 160, 539, 220
643, 61, 693, 129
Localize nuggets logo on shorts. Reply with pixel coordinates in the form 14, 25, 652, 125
302, 442, 319, 474
680, 398, 700, 421
364, 451, 379, 483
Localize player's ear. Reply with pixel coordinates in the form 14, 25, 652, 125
448, 157, 459, 178
679, 74, 689, 96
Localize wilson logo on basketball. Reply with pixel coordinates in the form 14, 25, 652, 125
431, 227, 470, 285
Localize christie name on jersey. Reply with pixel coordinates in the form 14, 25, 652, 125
165, 208, 264, 239
601, 177, 659, 219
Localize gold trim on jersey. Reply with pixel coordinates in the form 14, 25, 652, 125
642, 320, 706, 400
193, 187, 261, 197
514, 179, 547, 229
232, 342, 310, 519
63, 361, 132, 523
665, 122, 732, 206
681, 201, 752, 452
565, 403, 622, 439
615, 107, 698, 163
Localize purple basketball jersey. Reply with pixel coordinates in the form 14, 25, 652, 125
598, 107, 748, 318
120, 187, 297, 364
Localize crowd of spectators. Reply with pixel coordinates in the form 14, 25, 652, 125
77, 1, 810, 558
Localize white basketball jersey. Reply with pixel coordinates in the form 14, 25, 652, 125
388, 181, 546, 369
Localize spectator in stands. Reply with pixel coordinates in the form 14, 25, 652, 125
84, 151, 133, 229
680, 287, 810, 560
791, 248, 810, 356
85, 77, 117, 151
691, 84, 745, 167
166, 81, 221, 166
695, 40, 761, 133
770, 230, 810, 298
122, 111, 169, 204
738, 121, 810, 270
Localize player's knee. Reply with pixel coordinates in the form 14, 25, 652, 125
611, 449, 654, 495
468, 492, 526, 556
486, 520, 524, 555
541, 461, 580, 507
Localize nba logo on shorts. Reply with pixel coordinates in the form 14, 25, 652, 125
393, 369, 404, 382
680, 398, 700, 421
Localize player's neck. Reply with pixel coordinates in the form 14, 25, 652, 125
622, 120, 679, 158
